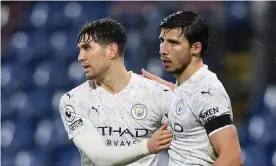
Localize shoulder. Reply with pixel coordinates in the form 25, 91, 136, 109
190, 72, 231, 116
182, 69, 227, 99
176, 70, 229, 108
133, 73, 172, 92
197, 72, 228, 101
60, 81, 91, 106
133, 73, 174, 98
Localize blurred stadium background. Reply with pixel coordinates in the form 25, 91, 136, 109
1, 1, 276, 166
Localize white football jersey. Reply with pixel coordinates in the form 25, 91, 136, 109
59, 72, 174, 166
168, 65, 233, 166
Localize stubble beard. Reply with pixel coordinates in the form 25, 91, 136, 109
164, 55, 192, 75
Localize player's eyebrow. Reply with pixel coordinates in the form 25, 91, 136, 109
167, 39, 180, 44
159, 36, 180, 44
77, 43, 90, 49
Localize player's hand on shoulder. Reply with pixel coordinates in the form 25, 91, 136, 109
141, 68, 174, 91
147, 122, 173, 154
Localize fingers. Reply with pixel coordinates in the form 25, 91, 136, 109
159, 122, 168, 131
160, 132, 173, 140
141, 68, 174, 91
158, 131, 173, 142
164, 82, 175, 91
148, 129, 173, 153
160, 130, 171, 135
153, 127, 172, 140
159, 137, 173, 145
158, 143, 171, 151
141, 68, 157, 80
141, 68, 149, 76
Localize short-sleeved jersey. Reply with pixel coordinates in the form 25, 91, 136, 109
168, 65, 233, 166
59, 72, 174, 166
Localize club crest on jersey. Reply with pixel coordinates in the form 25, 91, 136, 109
64, 105, 76, 122
131, 104, 147, 120
176, 99, 185, 115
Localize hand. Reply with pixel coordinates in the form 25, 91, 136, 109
141, 68, 175, 91
147, 122, 173, 154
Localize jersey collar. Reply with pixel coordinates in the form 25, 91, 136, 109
175, 65, 208, 89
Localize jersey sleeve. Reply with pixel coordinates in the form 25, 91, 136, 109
153, 83, 175, 124
59, 93, 90, 140
73, 121, 150, 166
192, 86, 233, 136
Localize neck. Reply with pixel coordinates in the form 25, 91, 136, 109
175, 57, 204, 86
96, 59, 131, 94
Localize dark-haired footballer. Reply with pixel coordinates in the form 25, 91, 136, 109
59, 18, 175, 166
142, 11, 243, 166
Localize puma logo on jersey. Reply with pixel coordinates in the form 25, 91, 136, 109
66, 93, 71, 99
201, 89, 212, 96
92, 105, 100, 115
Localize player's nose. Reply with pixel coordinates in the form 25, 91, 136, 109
78, 52, 85, 62
159, 43, 168, 56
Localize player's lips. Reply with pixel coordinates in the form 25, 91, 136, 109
82, 64, 90, 72
161, 58, 172, 67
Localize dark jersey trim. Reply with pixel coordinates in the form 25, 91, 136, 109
205, 114, 233, 135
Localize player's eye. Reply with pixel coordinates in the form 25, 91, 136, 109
83, 45, 90, 50
168, 40, 179, 45
78, 45, 91, 51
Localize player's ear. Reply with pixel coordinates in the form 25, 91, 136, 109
108, 43, 119, 59
190, 42, 202, 55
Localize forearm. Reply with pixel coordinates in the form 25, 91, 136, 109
73, 125, 150, 166
213, 152, 243, 166
78, 139, 149, 166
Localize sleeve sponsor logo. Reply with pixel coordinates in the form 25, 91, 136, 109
199, 107, 219, 123
69, 119, 83, 132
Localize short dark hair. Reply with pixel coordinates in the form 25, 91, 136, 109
159, 11, 209, 56
77, 18, 127, 56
